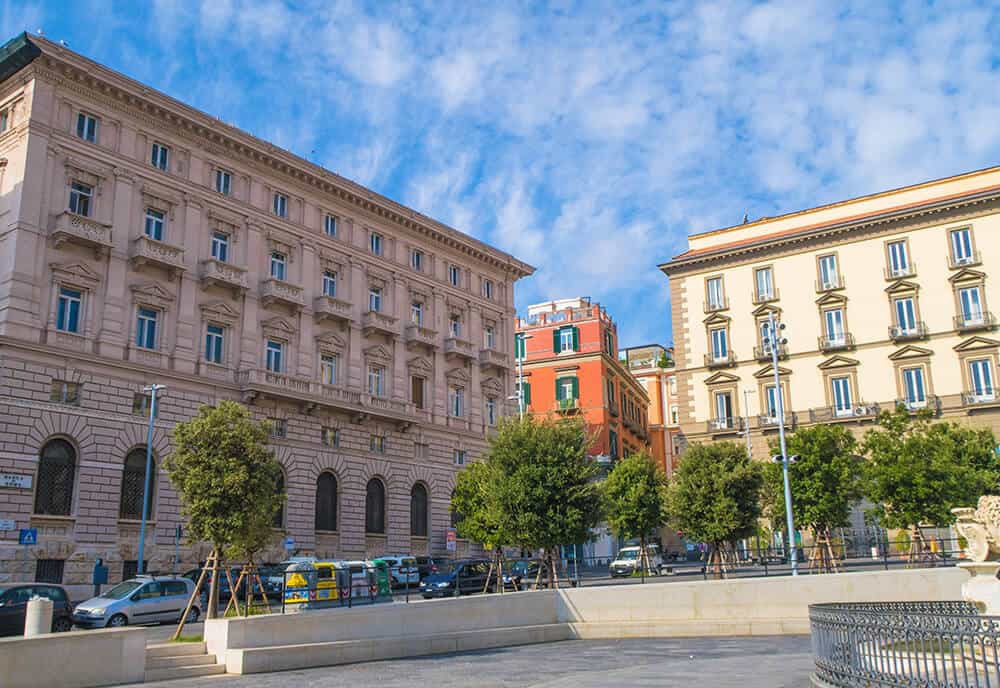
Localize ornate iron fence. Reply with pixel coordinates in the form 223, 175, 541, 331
810, 601, 1000, 687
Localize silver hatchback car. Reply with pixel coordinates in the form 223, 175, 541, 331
73, 575, 198, 628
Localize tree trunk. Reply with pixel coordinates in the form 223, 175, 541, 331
206, 550, 221, 619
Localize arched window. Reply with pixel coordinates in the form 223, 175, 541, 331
365, 478, 385, 534
410, 483, 428, 537
272, 472, 285, 528
34, 439, 76, 516
315, 472, 338, 532
119, 448, 154, 520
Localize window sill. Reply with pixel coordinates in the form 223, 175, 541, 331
315, 530, 339, 535
30, 514, 76, 522
117, 519, 157, 526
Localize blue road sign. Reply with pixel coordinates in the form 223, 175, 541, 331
18, 528, 37, 546
283, 536, 295, 551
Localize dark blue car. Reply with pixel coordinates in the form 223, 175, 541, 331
418, 559, 493, 598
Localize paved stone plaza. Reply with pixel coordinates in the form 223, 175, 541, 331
147, 636, 815, 687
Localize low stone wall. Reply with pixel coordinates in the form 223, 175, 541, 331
1, 627, 146, 688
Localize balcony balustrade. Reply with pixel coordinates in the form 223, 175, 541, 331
809, 403, 880, 423
963, 390, 1000, 407
362, 310, 399, 337
883, 263, 916, 280
752, 288, 780, 305
949, 250, 982, 269
817, 332, 855, 352
314, 295, 352, 324
706, 417, 743, 434
444, 336, 475, 361
478, 348, 509, 369
954, 312, 996, 332
200, 258, 249, 294
50, 211, 113, 255
703, 297, 729, 313
704, 352, 736, 368
404, 324, 439, 349
815, 275, 845, 292
129, 235, 185, 278
753, 342, 788, 361
260, 278, 305, 310
888, 322, 928, 341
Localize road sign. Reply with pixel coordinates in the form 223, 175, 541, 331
446, 529, 457, 552
0, 519, 14, 531
18, 528, 37, 546
0, 474, 31, 489
283, 536, 295, 551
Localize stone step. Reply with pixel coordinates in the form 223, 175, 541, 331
144, 663, 226, 683
146, 653, 219, 670
146, 641, 207, 658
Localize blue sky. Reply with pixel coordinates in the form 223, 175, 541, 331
9, 1, 1000, 347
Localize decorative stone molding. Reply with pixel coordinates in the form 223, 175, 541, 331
49, 211, 113, 257
130, 281, 175, 309
313, 295, 352, 324
362, 311, 399, 337
50, 261, 101, 288
199, 300, 241, 326
445, 367, 470, 384
481, 376, 503, 397
200, 258, 248, 295
364, 343, 392, 364
260, 278, 305, 310
129, 235, 185, 279
140, 185, 181, 219
954, 496, 1000, 562
262, 315, 297, 339
407, 356, 433, 375
315, 331, 347, 353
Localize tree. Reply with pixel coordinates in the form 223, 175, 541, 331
602, 452, 669, 575
863, 405, 999, 562
165, 401, 285, 619
763, 424, 863, 572
451, 460, 518, 591
667, 442, 762, 577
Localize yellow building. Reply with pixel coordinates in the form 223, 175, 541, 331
660, 166, 1000, 457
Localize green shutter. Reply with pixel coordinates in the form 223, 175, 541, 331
523, 382, 531, 405
555, 378, 564, 401
552, 328, 561, 354
571, 377, 579, 400
572, 326, 579, 352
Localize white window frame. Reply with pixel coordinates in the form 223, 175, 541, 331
56, 287, 83, 334
453, 450, 466, 466
205, 324, 225, 364
369, 287, 382, 313
754, 267, 773, 300
960, 286, 984, 324
370, 232, 383, 256
68, 182, 93, 217
449, 386, 465, 417
135, 307, 159, 350
831, 376, 852, 416
706, 277, 724, 308
484, 326, 495, 349
367, 365, 385, 396
411, 302, 423, 326
265, 339, 284, 373
272, 192, 288, 218
888, 240, 909, 276
894, 297, 917, 333
951, 228, 973, 264
710, 327, 728, 360
211, 232, 229, 262
411, 249, 423, 271
559, 328, 574, 352
902, 366, 927, 408
76, 112, 98, 143
215, 169, 232, 195
482, 279, 494, 299
144, 208, 165, 241
322, 271, 337, 298
270, 252, 287, 280
819, 255, 839, 289
449, 315, 461, 338
150, 142, 170, 171
969, 358, 995, 401
713, 391, 733, 424
448, 265, 460, 287
324, 214, 337, 237
320, 353, 338, 385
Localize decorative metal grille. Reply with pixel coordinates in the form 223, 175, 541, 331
410, 484, 428, 537
34, 559, 64, 584
314, 472, 337, 532
119, 449, 154, 520
34, 440, 76, 516
366, 478, 385, 534
121, 560, 146, 581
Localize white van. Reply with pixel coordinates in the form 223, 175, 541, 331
609, 545, 664, 577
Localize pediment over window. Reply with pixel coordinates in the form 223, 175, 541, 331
207, 208, 247, 233
704, 371, 740, 385
818, 355, 860, 370
367, 266, 392, 284
199, 300, 240, 325
702, 312, 731, 326
264, 228, 296, 260
130, 282, 175, 307
753, 364, 792, 379
315, 331, 347, 351
954, 336, 1000, 352
751, 303, 782, 317
140, 184, 182, 219
408, 356, 434, 374
63, 156, 109, 191
446, 367, 470, 384
51, 262, 101, 288
949, 268, 986, 284
481, 376, 503, 396
364, 344, 392, 362
261, 315, 297, 337
815, 291, 848, 306
888, 344, 933, 361
884, 279, 920, 295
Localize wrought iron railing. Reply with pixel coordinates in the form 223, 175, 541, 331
810, 600, 1000, 687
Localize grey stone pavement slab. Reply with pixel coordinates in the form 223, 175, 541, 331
146, 635, 815, 687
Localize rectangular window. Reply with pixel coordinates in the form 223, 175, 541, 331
484, 326, 496, 349
268, 418, 287, 439
831, 376, 853, 416
150, 142, 170, 171
482, 279, 494, 299
368, 365, 385, 396
76, 112, 98, 143
272, 193, 288, 218
887, 240, 909, 276
450, 315, 461, 338
486, 397, 497, 426
50, 381, 80, 405
215, 169, 232, 195
960, 287, 984, 324
265, 340, 283, 372
321, 427, 340, 447
669, 376, 677, 394
764, 384, 781, 420
411, 375, 425, 409
824, 309, 845, 344
969, 359, 995, 400
370, 232, 383, 256
0, 109, 8, 133
669, 404, 679, 424
322, 271, 337, 298
448, 265, 460, 286
320, 354, 338, 385
35, 559, 64, 584
609, 430, 618, 459
754, 267, 773, 301
894, 297, 916, 332
706, 277, 724, 309
453, 450, 466, 466
135, 307, 158, 350
56, 287, 82, 333
951, 228, 974, 264
411, 302, 423, 326
369, 287, 382, 313
902, 366, 927, 408
515, 333, 526, 360
713, 391, 733, 423
411, 249, 423, 271
211, 232, 229, 262
205, 324, 224, 364
710, 327, 728, 360
324, 214, 337, 237
132, 392, 159, 417
559, 328, 574, 352
557, 377, 576, 402
449, 386, 465, 417
144, 208, 165, 241
370, 435, 386, 453
68, 182, 93, 216
270, 252, 286, 280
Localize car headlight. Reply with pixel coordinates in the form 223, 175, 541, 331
435, 581, 451, 588
76, 608, 104, 617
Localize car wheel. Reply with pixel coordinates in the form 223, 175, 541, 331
52, 617, 72, 633
185, 607, 200, 624
107, 614, 128, 628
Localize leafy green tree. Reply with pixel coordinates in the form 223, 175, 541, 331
863, 406, 998, 560
452, 459, 518, 590
763, 424, 863, 571
166, 401, 285, 618
602, 452, 669, 574
667, 442, 762, 576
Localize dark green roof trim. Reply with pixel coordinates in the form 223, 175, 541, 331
0, 33, 41, 85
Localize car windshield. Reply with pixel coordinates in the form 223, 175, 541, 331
100, 581, 142, 599
617, 550, 639, 560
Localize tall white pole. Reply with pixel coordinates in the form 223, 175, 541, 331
768, 313, 798, 576
138, 384, 165, 575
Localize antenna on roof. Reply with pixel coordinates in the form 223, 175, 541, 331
742, 212, 749, 224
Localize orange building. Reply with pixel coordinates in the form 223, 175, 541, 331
621, 345, 681, 477
515, 298, 651, 466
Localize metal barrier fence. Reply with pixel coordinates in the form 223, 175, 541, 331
809, 601, 1000, 687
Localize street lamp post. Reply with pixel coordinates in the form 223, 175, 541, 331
766, 313, 798, 576
137, 384, 166, 575
515, 333, 533, 419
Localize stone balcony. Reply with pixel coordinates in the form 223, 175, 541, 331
260, 278, 305, 310
50, 211, 113, 255
405, 324, 439, 349
362, 311, 399, 337
314, 295, 352, 324
200, 258, 249, 294
444, 336, 475, 361
479, 348, 510, 370
129, 235, 186, 279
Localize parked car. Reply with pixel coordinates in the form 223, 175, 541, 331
0, 583, 73, 636
609, 545, 664, 577
419, 559, 494, 598
414, 556, 438, 580
380, 555, 420, 587
72, 575, 198, 628
501, 560, 541, 591
182, 567, 279, 601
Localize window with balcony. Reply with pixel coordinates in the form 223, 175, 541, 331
135, 307, 158, 350
754, 267, 775, 302
902, 366, 927, 408
959, 286, 985, 326
555, 376, 578, 408
144, 208, 165, 241
763, 383, 783, 422
57, 287, 82, 333
370, 232, 383, 256
68, 182, 93, 217
482, 279, 494, 299
76, 112, 98, 143
369, 287, 382, 313
449, 315, 462, 338
969, 359, 995, 402
709, 327, 728, 362
893, 297, 918, 336
320, 354, 338, 385
410, 249, 423, 271
706, 276, 725, 310
265, 339, 283, 372
887, 240, 910, 277
823, 308, 846, 347
322, 271, 337, 298
817, 254, 840, 290
448, 264, 460, 286
324, 214, 337, 237
150, 142, 169, 171
411, 375, 425, 409
831, 376, 852, 417
449, 385, 465, 417
950, 227, 975, 266
410, 301, 423, 326
270, 252, 287, 280
215, 169, 232, 195
205, 324, 224, 364
713, 390, 733, 427
368, 365, 385, 396
485, 397, 497, 426
272, 192, 288, 218
484, 325, 496, 349
211, 232, 229, 262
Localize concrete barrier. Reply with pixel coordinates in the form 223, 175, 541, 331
1, 627, 146, 688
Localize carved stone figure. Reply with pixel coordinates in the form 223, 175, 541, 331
953, 496, 1000, 562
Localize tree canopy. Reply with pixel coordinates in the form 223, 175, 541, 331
602, 451, 669, 545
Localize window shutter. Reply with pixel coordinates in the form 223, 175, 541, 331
572, 326, 580, 351
555, 378, 563, 401
571, 377, 579, 400
552, 328, 561, 354
523, 382, 531, 405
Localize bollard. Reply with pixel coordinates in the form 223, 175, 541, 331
24, 596, 53, 636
